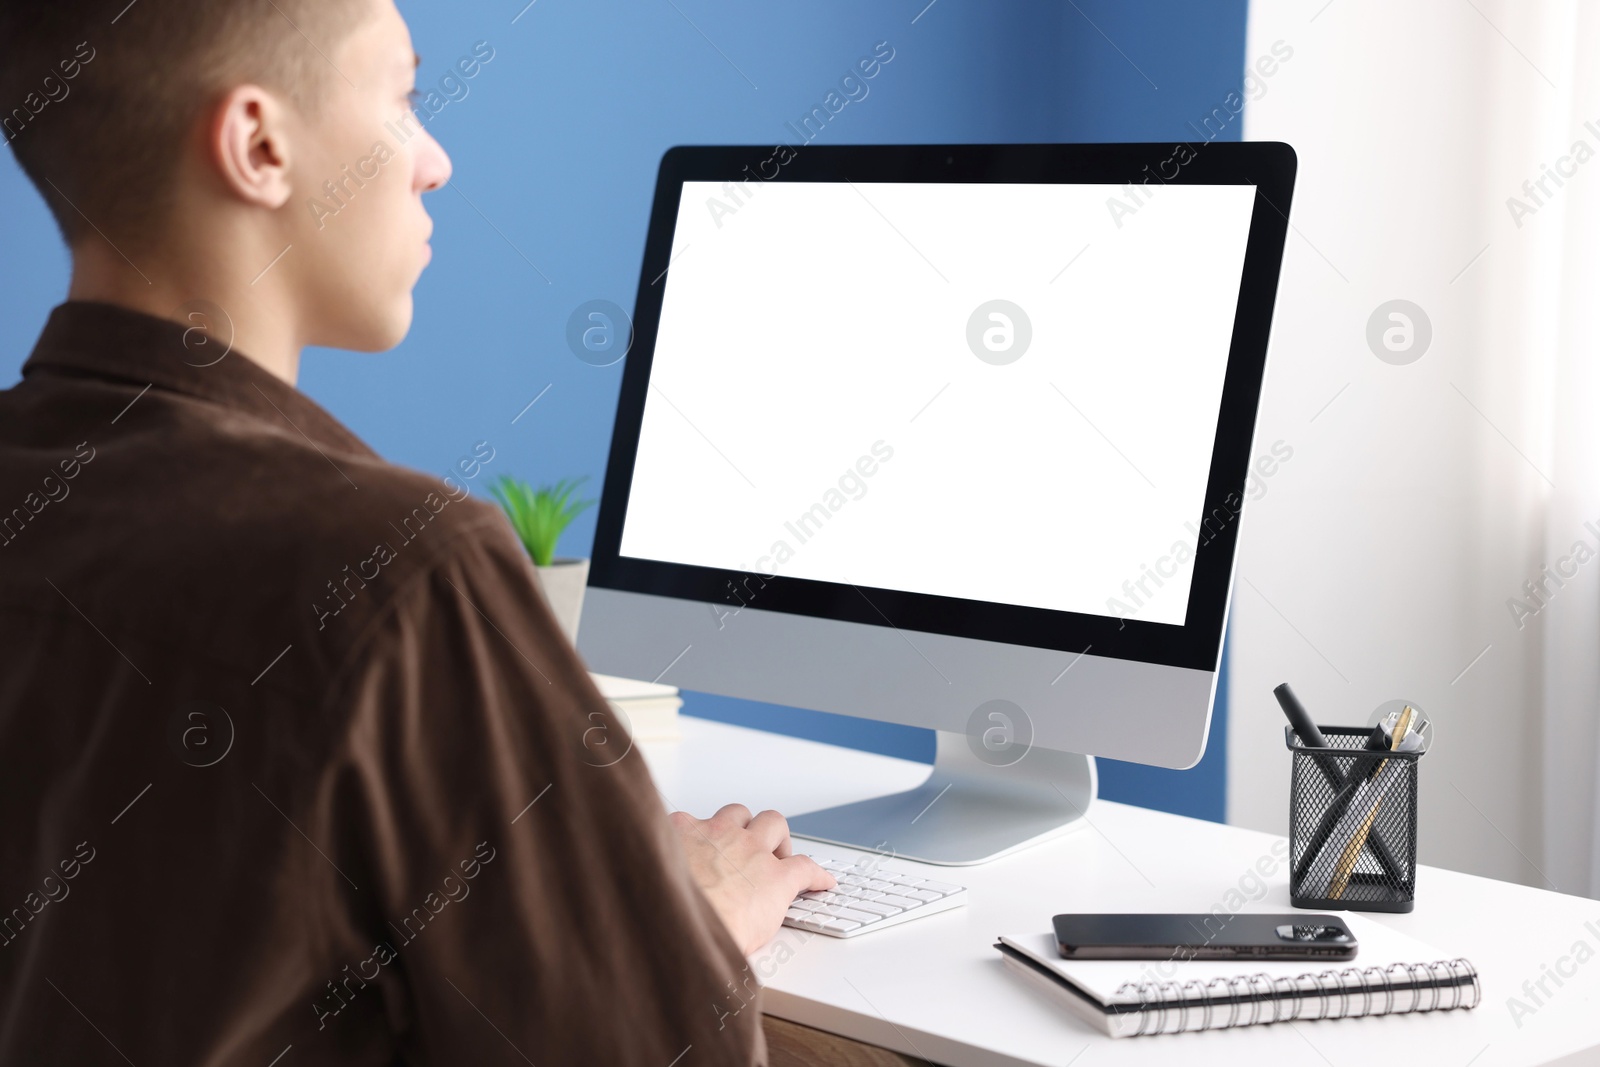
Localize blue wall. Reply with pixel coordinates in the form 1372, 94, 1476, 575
0, 0, 1247, 821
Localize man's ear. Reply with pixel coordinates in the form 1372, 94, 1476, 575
211, 85, 293, 209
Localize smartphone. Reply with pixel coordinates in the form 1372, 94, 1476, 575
1053, 913, 1358, 961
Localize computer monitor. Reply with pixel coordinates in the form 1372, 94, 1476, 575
578, 142, 1296, 865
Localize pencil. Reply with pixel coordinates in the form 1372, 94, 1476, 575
1328, 705, 1414, 899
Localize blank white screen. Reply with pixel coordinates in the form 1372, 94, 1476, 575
618, 179, 1257, 626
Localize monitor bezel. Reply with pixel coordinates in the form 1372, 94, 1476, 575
588, 142, 1296, 673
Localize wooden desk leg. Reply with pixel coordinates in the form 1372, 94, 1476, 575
763, 1014, 938, 1067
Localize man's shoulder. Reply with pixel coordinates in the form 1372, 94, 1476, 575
0, 382, 527, 695
177, 431, 523, 673
178, 438, 528, 693
283, 453, 514, 618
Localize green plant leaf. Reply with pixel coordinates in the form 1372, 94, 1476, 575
489, 474, 597, 567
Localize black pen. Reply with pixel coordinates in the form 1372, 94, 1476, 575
1274, 683, 1328, 747
1275, 683, 1408, 890
1274, 683, 1342, 791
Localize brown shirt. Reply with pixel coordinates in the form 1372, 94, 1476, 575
0, 302, 765, 1066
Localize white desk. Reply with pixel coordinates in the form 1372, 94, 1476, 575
639, 716, 1600, 1067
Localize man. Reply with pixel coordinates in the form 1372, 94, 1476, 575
0, 1, 838, 1062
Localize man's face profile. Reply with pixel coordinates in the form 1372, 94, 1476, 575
277, 0, 453, 353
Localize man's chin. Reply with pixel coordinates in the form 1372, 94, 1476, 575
378, 298, 415, 351
329, 296, 415, 354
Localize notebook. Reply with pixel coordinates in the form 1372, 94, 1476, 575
995, 915, 1479, 1038
589, 672, 678, 703
589, 672, 683, 741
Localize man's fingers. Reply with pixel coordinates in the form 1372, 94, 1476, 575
710, 802, 753, 829
746, 809, 792, 858
786, 854, 837, 894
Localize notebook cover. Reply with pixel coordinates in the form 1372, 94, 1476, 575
996, 915, 1478, 1038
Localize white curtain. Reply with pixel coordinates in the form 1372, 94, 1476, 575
1233, 0, 1600, 896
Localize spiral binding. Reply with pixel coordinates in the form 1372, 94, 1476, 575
1113, 958, 1480, 1036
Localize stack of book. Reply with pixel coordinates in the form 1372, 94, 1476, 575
589, 672, 683, 742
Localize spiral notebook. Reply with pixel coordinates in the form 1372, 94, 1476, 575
995, 916, 1479, 1038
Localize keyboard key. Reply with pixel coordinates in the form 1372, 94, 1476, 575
798, 890, 842, 904
835, 891, 869, 905
782, 857, 968, 939
793, 914, 862, 933
850, 900, 903, 917
813, 905, 879, 924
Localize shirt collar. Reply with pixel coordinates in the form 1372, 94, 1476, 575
20, 300, 377, 458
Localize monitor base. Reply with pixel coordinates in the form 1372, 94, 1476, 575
788, 730, 1098, 866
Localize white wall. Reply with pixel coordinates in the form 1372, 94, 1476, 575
1233, 0, 1593, 890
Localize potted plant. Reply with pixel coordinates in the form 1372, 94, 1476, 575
490, 474, 597, 642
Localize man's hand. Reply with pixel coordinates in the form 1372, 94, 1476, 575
670, 804, 837, 955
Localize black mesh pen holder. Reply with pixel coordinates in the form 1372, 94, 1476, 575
1286, 725, 1424, 914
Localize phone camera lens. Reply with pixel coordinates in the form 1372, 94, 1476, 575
1277, 923, 1349, 942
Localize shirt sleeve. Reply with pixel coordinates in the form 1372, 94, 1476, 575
320, 519, 767, 1066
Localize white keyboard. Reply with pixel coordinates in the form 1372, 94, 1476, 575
783, 855, 968, 938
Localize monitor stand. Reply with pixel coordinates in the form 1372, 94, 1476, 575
788, 731, 1097, 866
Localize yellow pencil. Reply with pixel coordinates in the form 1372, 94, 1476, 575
1329, 705, 1414, 899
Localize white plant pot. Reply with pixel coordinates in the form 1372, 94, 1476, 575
534, 557, 589, 644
